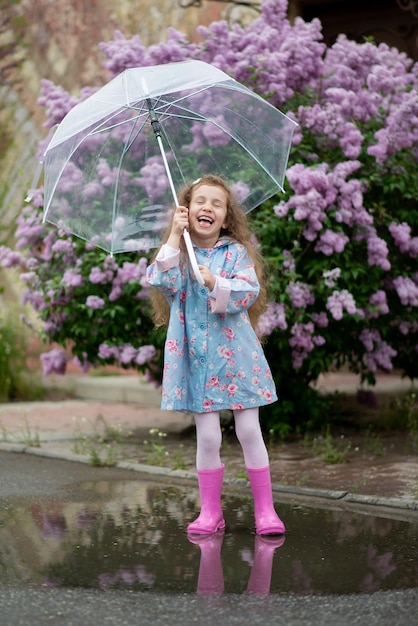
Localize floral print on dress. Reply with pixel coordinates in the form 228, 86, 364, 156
146, 237, 277, 413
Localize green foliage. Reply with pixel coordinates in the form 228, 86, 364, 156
4, 15, 418, 433
0, 311, 28, 401
35, 239, 165, 380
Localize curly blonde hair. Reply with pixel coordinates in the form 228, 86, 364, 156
149, 174, 267, 330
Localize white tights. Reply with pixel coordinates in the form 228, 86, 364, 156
194, 408, 269, 471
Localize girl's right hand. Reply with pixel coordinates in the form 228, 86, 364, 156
167, 206, 189, 248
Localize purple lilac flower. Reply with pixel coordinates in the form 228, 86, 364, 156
26, 257, 39, 270
322, 268, 341, 288
83, 180, 105, 199
326, 289, 357, 320
231, 180, 250, 202
368, 91, 418, 163
409, 237, 418, 258
89, 266, 113, 284
37, 79, 79, 127
289, 322, 325, 369
368, 291, 389, 318
282, 250, 295, 272
332, 169, 372, 228
119, 344, 137, 365
99, 31, 148, 75
109, 283, 123, 301
41, 231, 57, 263
98, 343, 120, 360
0, 246, 22, 267
86, 295, 105, 310
359, 329, 397, 372
51, 239, 75, 254
284, 164, 336, 241
95, 159, 116, 186
202, 117, 231, 147
366, 232, 391, 270
62, 268, 83, 287
136, 345, 157, 365
286, 281, 315, 308
15, 206, 45, 249
315, 230, 349, 255
398, 321, 418, 335
137, 159, 169, 202
389, 222, 411, 253
149, 27, 197, 65
118, 261, 146, 282
19, 271, 36, 284
312, 312, 329, 327
22, 289, 47, 312
86, 235, 101, 250
40, 348, 68, 375
273, 202, 289, 218
197, 0, 325, 107
257, 302, 288, 336
297, 102, 363, 158
393, 276, 418, 306
55, 162, 84, 194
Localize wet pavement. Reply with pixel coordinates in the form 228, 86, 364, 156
1, 451, 418, 625
0, 373, 418, 624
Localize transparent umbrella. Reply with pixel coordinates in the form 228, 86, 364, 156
37, 59, 297, 284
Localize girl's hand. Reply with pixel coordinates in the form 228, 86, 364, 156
167, 206, 189, 248
198, 265, 216, 291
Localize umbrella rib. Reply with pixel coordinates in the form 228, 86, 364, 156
160, 106, 284, 191
89, 110, 148, 136
110, 119, 142, 255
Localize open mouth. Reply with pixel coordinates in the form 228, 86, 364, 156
197, 216, 214, 225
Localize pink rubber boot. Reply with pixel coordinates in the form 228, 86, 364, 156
247, 466, 286, 535
188, 531, 225, 595
187, 465, 225, 535
246, 535, 286, 594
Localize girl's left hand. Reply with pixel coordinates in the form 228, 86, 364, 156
198, 265, 216, 291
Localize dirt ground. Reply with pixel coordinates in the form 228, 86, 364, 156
133, 424, 418, 501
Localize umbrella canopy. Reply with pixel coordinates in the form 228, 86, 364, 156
41, 59, 297, 256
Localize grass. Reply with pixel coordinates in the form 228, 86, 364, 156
142, 428, 189, 469
71, 414, 128, 467
363, 425, 384, 456
143, 428, 169, 467
0, 417, 40, 447
303, 424, 352, 464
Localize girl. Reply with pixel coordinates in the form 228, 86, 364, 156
146, 174, 285, 536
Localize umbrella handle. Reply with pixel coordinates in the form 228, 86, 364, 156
183, 229, 205, 286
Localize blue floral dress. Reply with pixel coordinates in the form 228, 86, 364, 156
146, 237, 277, 414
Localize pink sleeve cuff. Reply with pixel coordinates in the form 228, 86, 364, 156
155, 244, 180, 272
209, 277, 231, 313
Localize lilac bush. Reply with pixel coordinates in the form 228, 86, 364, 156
4, 0, 418, 427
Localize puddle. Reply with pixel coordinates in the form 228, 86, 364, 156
0, 479, 417, 595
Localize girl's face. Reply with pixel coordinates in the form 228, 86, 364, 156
188, 184, 228, 248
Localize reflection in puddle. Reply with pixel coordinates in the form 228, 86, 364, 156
0, 479, 417, 595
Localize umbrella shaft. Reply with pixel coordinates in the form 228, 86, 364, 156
147, 99, 162, 137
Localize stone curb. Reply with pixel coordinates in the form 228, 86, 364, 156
1, 441, 417, 515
